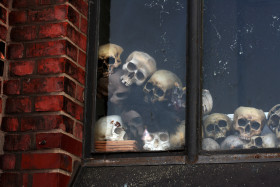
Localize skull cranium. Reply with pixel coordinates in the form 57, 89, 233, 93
143, 131, 170, 151
202, 138, 220, 151
203, 113, 232, 143
94, 115, 126, 141
121, 51, 157, 86
143, 70, 182, 104
98, 43, 123, 78
233, 106, 266, 141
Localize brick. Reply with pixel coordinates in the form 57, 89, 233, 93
65, 61, 85, 84
69, 0, 88, 17
13, 0, 40, 8
64, 77, 76, 98
1, 117, 19, 131
35, 95, 63, 112
21, 153, 72, 172
4, 134, 32, 151
7, 44, 24, 60
28, 5, 67, 23
68, 6, 80, 29
76, 84, 84, 102
78, 50, 86, 67
0, 173, 23, 187
36, 133, 82, 157
67, 24, 87, 51
3, 80, 20, 95
9, 61, 35, 76
0, 154, 16, 170
64, 98, 83, 121
26, 40, 77, 61
10, 26, 37, 41
6, 97, 32, 113
22, 77, 64, 94
38, 22, 67, 39
80, 16, 88, 34
9, 10, 28, 25
0, 6, 7, 24
74, 122, 83, 140
0, 24, 7, 41
37, 57, 66, 74
21, 115, 74, 133
32, 173, 70, 187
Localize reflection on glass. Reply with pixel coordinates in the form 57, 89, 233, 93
94, 0, 187, 152
202, 0, 280, 151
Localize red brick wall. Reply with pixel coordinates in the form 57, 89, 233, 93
0, 0, 88, 186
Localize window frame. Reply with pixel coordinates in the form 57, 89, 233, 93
82, 0, 280, 167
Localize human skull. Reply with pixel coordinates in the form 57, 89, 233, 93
143, 70, 182, 103
267, 104, 280, 139
98, 43, 123, 78
220, 135, 244, 150
143, 132, 170, 151
121, 110, 144, 139
169, 83, 186, 110
233, 106, 266, 141
203, 113, 232, 143
243, 133, 277, 149
202, 89, 213, 115
94, 115, 126, 141
108, 69, 130, 105
202, 138, 220, 151
121, 51, 156, 86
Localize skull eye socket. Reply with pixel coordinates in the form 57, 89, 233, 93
270, 115, 280, 127
274, 106, 280, 112
251, 122, 261, 130
131, 117, 143, 125
147, 134, 154, 142
127, 62, 137, 71
107, 57, 116, 65
98, 59, 103, 67
114, 127, 123, 134
116, 92, 128, 99
238, 118, 247, 126
255, 137, 263, 146
136, 71, 145, 80
145, 82, 153, 90
159, 133, 169, 141
155, 88, 164, 97
206, 124, 215, 132
218, 120, 227, 127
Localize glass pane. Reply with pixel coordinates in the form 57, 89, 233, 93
94, 0, 187, 152
202, 0, 280, 151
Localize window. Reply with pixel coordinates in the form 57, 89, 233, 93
202, 0, 280, 152
84, 0, 280, 165
92, 0, 187, 153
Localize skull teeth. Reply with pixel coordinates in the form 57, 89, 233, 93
239, 135, 251, 141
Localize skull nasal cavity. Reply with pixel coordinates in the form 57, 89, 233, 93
245, 125, 251, 133
128, 72, 135, 78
